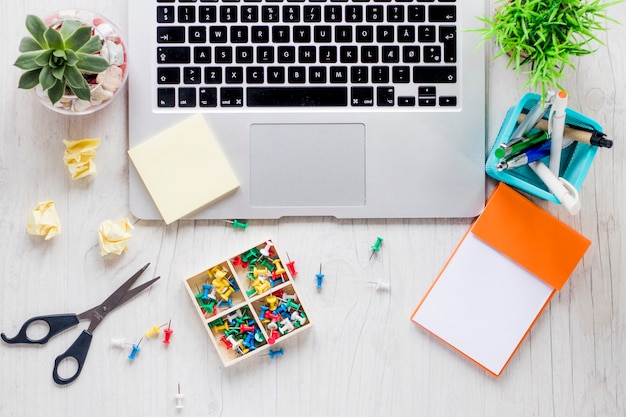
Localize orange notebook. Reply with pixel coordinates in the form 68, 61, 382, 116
411, 184, 590, 376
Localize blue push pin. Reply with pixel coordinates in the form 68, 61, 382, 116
268, 347, 284, 359
315, 263, 324, 290
128, 337, 143, 360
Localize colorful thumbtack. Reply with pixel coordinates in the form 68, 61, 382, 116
111, 337, 127, 349
163, 320, 173, 344
268, 348, 284, 359
128, 338, 142, 360
369, 237, 384, 259
145, 322, 168, 339
225, 219, 248, 229
367, 280, 391, 291
260, 240, 273, 257
285, 257, 298, 280
175, 383, 184, 410
315, 263, 324, 290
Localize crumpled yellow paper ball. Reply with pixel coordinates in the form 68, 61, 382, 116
63, 138, 101, 180
27, 201, 61, 240
98, 218, 134, 256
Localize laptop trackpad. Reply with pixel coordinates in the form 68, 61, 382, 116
250, 124, 365, 207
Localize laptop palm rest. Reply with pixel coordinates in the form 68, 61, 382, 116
250, 123, 366, 207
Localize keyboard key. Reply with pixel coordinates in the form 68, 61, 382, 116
329, 66, 348, 83
398, 96, 416, 106
157, 27, 185, 43
246, 67, 265, 83
251, 26, 270, 42
309, 66, 327, 83
334, 26, 352, 42
402, 46, 420, 62
220, 88, 244, 106
257, 46, 274, 62
320, 46, 338, 62
225, 67, 244, 83
351, 87, 374, 106
236, 46, 254, 63
231, 26, 249, 43
157, 88, 176, 107
377, 87, 394, 106
199, 87, 218, 107
356, 26, 374, 42
184, 67, 202, 84
178, 6, 196, 22
429, 5, 456, 22
299, 46, 317, 63
179, 87, 197, 107
209, 26, 228, 43
345, 5, 363, 22
247, 87, 348, 106
387, 5, 404, 22
267, 66, 286, 83
366, 6, 383, 22
194, 47, 212, 63
314, 26, 333, 42
220, 5, 238, 22
382, 46, 399, 62
157, 6, 175, 23
204, 67, 223, 83
423, 45, 441, 63
413, 66, 456, 83
304, 5, 322, 22
392, 66, 410, 83
157, 67, 180, 84
324, 5, 342, 22
439, 96, 457, 106
418, 25, 436, 42
157, 47, 191, 63
262, 6, 280, 22
372, 66, 389, 82
215, 47, 233, 63
189, 26, 207, 43
273, 26, 291, 42
199, 6, 217, 22
408, 5, 426, 22
278, 46, 296, 63
361, 46, 378, 63
288, 67, 306, 83
439, 26, 457, 63
351, 66, 368, 83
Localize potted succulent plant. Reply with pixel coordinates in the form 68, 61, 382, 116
476, 0, 622, 99
14, 10, 127, 114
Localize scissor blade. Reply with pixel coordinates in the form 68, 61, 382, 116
98, 263, 151, 314
110, 276, 160, 312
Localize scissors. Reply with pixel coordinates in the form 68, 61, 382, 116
1, 263, 160, 385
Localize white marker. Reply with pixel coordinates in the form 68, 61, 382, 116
549, 91, 568, 175
529, 161, 580, 215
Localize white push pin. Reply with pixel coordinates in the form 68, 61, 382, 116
111, 337, 127, 348
367, 280, 390, 291
260, 240, 273, 257
175, 383, 184, 410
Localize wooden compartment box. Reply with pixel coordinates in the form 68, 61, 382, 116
183, 239, 311, 366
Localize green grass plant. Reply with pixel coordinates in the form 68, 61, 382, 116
476, 0, 622, 98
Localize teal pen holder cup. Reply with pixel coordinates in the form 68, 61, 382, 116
486, 92, 602, 204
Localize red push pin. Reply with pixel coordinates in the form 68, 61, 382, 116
163, 320, 173, 345
285, 252, 298, 278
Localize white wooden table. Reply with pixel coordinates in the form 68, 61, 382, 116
1, 1, 624, 416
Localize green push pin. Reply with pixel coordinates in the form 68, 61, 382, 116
225, 219, 248, 230
369, 237, 384, 259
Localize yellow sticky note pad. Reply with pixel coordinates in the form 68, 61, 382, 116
128, 115, 239, 224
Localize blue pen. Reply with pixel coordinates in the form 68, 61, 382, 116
496, 140, 552, 171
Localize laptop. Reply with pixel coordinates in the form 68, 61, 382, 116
128, 0, 486, 220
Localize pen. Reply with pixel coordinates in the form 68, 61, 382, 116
502, 91, 555, 150
549, 91, 567, 175
516, 114, 613, 148
497, 140, 551, 171
494, 131, 548, 159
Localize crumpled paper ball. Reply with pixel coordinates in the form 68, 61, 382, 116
98, 218, 134, 256
63, 138, 101, 180
27, 201, 61, 240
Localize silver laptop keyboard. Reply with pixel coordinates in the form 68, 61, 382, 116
155, 0, 459, 109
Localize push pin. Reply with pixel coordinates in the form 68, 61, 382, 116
111, 337, 128, 349
145, 322, 168, 339
315, 263, 325, 290
225, 219, 248, 230
175, 383, 184, 410
369, 237, 384, 259
260, 240, 274, 257
163, 320, 174, 344
128, 337, 143, 360
367, 280, 390, 291
268, 347, 284, 359
285, 252, 298, 278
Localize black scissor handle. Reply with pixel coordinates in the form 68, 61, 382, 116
53, 329, 93, 385
1, 314, 80, 345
